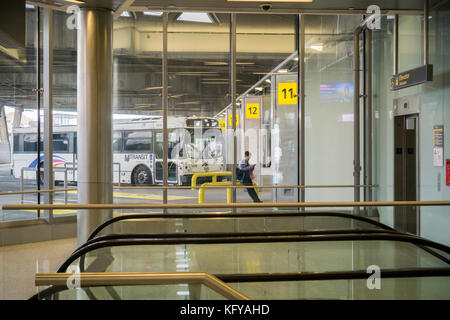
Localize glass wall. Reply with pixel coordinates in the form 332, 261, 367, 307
112, 11, 164, 209
51, 9, 77, 213
304, 14, 363, 203
236, 14, 296, 204
0, 4, 39, 221
166, 12, 230, 205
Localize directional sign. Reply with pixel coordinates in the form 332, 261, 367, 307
390, 64, 433, 91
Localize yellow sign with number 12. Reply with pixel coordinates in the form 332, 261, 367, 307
246, 103, 260, 119
278, 82, 297, 105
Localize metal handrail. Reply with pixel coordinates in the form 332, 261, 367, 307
31, 267, 450, 300
20, 167, 70, 204
56, 233, 450, 273
34, 272, 249, 300
3, 200, 450, 210
0, 184, 380, 196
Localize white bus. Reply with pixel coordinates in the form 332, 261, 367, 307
12, 116, 224, 186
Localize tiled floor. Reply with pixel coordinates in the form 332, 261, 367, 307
0, 238, 77, 300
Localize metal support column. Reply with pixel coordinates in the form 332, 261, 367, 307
424, 0, 429, 65
77, 7, 113, 245
353, 26, 363, 214
35, 6, 41, 218
43, 8, 54, 222
231, 13, 237, 211
393, 14, 398, 75
162, 13, 168, 213
365, 29, 373, 211
298, 14, 305, 205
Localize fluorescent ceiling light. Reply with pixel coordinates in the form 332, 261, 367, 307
143, 11, 163, 16
140, 86, 172, 91
120, 11, 131, 17
204, 61, 228, 66
255, 87, 263, 91
178, 101, 201, 105
227, 0, 312, 2
310, 44, 323, 51
387, 15, 395, 20
278, 69, 288, 73
25, 4, 35, 9
265, 79, 271, 83
177, 12, 213, 23
64, 0, 86, 4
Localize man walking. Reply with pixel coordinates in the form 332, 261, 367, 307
238, 151, 262, 203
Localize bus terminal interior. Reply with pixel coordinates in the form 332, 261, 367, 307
0, 0, 449, 300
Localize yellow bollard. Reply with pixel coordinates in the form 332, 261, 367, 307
227, 187, 232, 203
198, 186, 206, 204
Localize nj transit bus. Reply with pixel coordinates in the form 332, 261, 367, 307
12, 116, 224, 186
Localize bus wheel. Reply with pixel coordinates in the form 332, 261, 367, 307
132, 165, 152, 186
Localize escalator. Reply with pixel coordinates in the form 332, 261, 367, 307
32, 211, 450, 300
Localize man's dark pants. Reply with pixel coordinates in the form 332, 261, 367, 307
243, 181, 261, 202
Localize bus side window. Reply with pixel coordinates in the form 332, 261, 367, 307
53, 133, 70, 152
23, 134, 43, 152
13, 134, 21, 152
123, 130, 152, 152
113, 131, 122, 152
73, 132, 77, 154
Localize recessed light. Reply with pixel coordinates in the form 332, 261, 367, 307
143, 11, 163, 16
177, 12, 213, 23
310, 44, 323, 51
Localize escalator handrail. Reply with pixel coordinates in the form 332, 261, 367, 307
87, 211, 395, 242
57, 232, 450, 274
76, 228, 400, 256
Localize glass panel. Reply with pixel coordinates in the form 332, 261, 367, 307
304, 15, 363, 204
235, 14, 297, 204
38, 284, 226, 300
112, 11, 162, 193
229, 277, 450, 300
97, 215, 385, 238
1, 6, 39, 221
73, 240, 448, 276
166, 12, 230, 197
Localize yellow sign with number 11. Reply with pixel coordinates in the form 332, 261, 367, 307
278, 82, 298, 105
228, 113, 239, 127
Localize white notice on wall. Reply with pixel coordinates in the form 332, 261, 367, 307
433, 147, 443, 167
